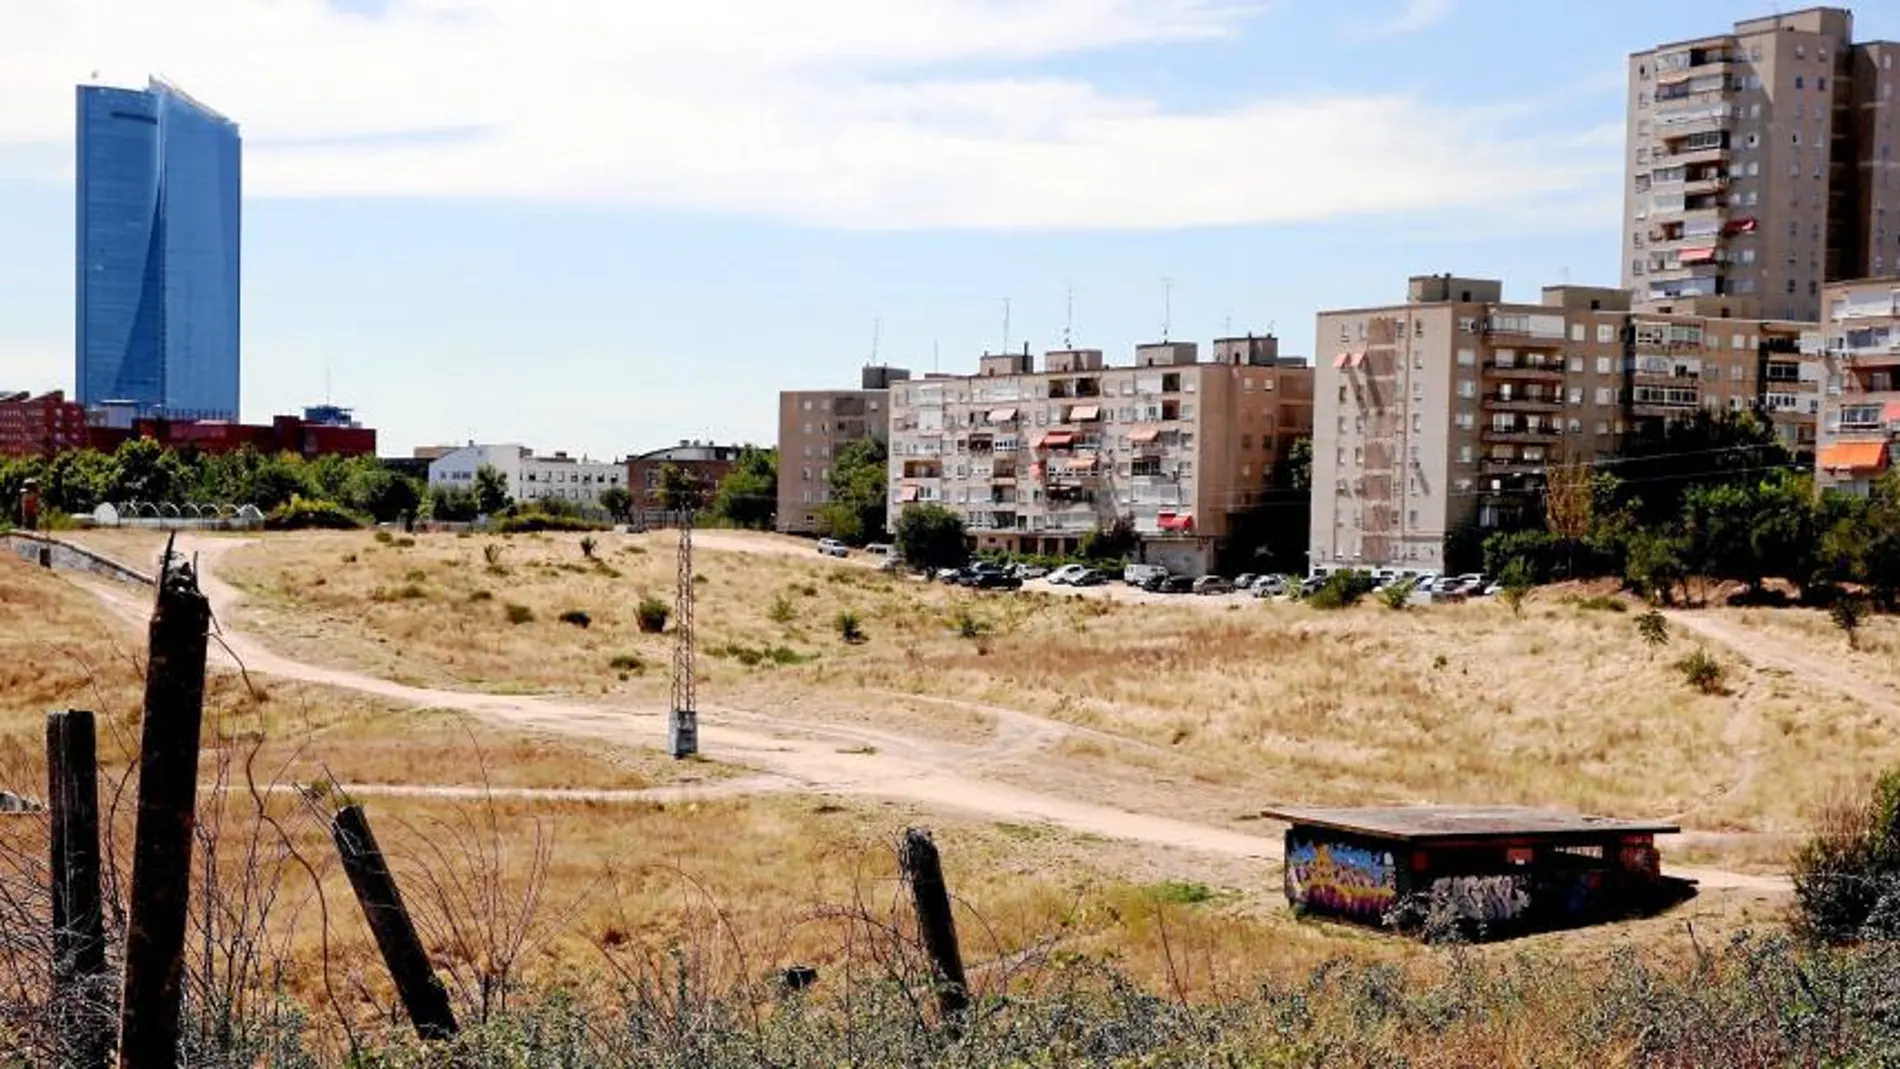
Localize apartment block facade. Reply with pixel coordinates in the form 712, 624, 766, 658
0, 390, 89, 457
427, 444, 625, 508
1623, 7, 1900, 320
1817, 277, 1900, 492
776, 366, 909, 534
885, 337, 1312, 576
1313, 275, 1817, 573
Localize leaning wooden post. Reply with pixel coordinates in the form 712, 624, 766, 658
49, 709, 111, 1069
331, 804, 458, 1040
899, 827, 969, 1025
118, 544, 211, 1069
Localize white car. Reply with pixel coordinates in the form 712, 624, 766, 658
816, 538, 849, 558
1123, 563, 1168, 587
1047, 564, 1090, 585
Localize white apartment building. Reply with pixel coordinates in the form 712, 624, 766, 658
427, 443, 626, 508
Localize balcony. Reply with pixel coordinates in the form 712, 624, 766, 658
1482, 425, 1561, 445
1485, 393, 1563, 412
1482, 360, 1565, 382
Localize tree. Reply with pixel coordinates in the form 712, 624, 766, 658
1681, 471, 1815, 596
1614, 409, 1792, 526
894, 504, 968, 572
597, 485, 633, 524
1635, 610, 1670, 658
1079, 515, 1137, 563
655, 464, 707, 514
1625, 530, 1688, 606
107, 437, 185, 504
1498, 558, 1534, 618
1278, 436, 1312, 493
428, 484, 479, 522
820, 436, 889, 545
709, 446, 778, 530
1833, 594, 1869, 650
473, 463, 511, 515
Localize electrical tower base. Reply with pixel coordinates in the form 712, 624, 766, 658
668, 708, 698, 759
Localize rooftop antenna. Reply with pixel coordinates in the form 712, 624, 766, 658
1161, 277, 1174, 342
933, 340, 940, 373
1223, 311, 1233, 336
1560, 265, 1572, 285
1063, 285, 1075, 349
870, 316, 881, 364
1000, 297, 1012, 355
324, 363, 332, 405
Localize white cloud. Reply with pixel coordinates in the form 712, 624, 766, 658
1356, 0, 1453, 39
0, 0, 1611, 229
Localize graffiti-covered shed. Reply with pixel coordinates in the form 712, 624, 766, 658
1264, 806, 1687, 937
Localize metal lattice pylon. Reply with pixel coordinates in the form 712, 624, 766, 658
668, 502, 698, 758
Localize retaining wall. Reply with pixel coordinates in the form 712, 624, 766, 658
2, 532, 155, 588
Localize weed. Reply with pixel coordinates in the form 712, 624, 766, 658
1379, 579, 1417, 611
1569, 595, 1627, 613
836, 611, 866, 644
608, 653, 645, 673
768, 595, 797, 625
394, 536, 416, 548
1675, 648, 1726, 694
708, 643, 812, 668
373, 583, 428, 602
404, 568, 428, 582
504, 603, 535, 625
1432, 654, 1448, 670
953, 607, 991, 639
1144, 880, 1222, 906
580, 535, 599, 560
635, 596, 670, 634
1307, 570, 1376, 610
798, 584, 819, 598
1636, 610, 1670, 656
1833, 595, 1868, 650
467, 590, 494, 603
558, 609, 592, 628
340, 552, 357, 564
374, 530, 394, 544
483, 543, 506, 566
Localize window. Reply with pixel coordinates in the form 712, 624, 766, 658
1457, 379, 1476, 399
1456, 410, 1475, 429
1596, 387, 1613, 405
1568, 386, 1584, 405
1596, 421, 1610, 435
1411, 415, 1422, 432
1795, 76, 1804, 90
802, 400, 812, 411
1596, 356, 1613, 374
1787, 279, 1798, 294
1568, 419, 1583, 434
1740, 247, 1756, 264
1570, 323, 1585, 342
1818, 77, 1827, 91
1746, 133, 1760, 148
1457, 348, 1476, 366
1459, 445, 1474, 464
1568, 355, 1583, 372
1597, 325, 1616, 343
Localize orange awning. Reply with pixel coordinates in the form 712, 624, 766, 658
1884, 401, 1900, 423
1067, 404, 1101, 422
1034, 432, 1075, 449
1068, 453, 1100, 472
1679, 246, 1718, 264
1157, 513, 1194, 532
987, 407, 1018, 423
898, 485, 920, 502
1332, 352, 1350, 368
1128, 427, 1161, 444
1347, 351, 1366, 368
1819, 441, 1891, 471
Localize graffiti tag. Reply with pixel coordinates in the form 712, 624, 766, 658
1430, 875, 1530, 924
1286, 839, 1398, 920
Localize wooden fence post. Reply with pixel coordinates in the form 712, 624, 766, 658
117, 546, 211, 1069
899, 827, 969, 1024
48, 709, 110, 1069
331, 804, 458, 1040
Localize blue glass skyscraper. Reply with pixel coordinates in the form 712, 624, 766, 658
76, 79, 242, 421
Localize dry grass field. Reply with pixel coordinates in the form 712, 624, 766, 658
190, 528, 1900, 869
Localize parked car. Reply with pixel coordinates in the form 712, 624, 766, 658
1193, 575, 1235, 595
816, 538, 849, 558
1139, 572, 1174, 592
864, 542, 894, 557
1124, 563, 1168, 587
1233, 573, 1258, 590
1250, 575, 1288, 598
961, 564, 1022, 590
1070, 568, 1110, 587
1156, 575, 1196, 594
1300, 575, 1328, 596
1048, 564, 1090, 585
1012, 563, 1050, 580
935, 567, 964, 584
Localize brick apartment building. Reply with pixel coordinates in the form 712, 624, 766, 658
1313, 274, 1818, 573
777, 366, 909, 534
0, 390, 89, 457
87, 413, 377, 458
1623, 7, 1900, 320
1817, 277, 1900, 492
626, 441, 741, 524
885, 336, 1313, 576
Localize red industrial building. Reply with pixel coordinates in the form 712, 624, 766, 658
0, 391, 90, 457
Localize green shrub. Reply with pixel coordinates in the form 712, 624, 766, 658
467, 590, 494, 603
492, 510, 607, 533
1833, 594, 1868, 650
1793, 768, 1900, 944
504, 603, 535, 625
635, 596, 670, 634
836, 611, 865, 643
1378, 579, 1417, 611
374, 583, 428, 602
394, 536, 415, 548
1675, 648, 1725, 694
374, 530, 394, 544
266, 496, 363, 530
608, 653, 645, 673
1307, 569, 1376, 610
1636, 609, 1670, 655
768, 595, 796, 625
558, 609, 592, 628
579, 535, 599, 560
953, 607, 991, 638
1568, 595, 1628, 613
709, 643, 813, 668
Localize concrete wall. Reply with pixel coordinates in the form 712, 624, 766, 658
3, 531, 155, 587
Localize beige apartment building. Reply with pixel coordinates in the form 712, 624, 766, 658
776, 365, 909, 534
1623, 7, 1900, 320
1817, 277, 1900, 492
886, 337, 1312, 575
1313, 275, 1818, 573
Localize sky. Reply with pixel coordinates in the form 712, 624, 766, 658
2, 0, 1898, 458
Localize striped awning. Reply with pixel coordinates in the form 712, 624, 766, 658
1819, 441, 1890, 471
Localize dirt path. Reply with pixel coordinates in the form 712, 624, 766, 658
68, 538, 1786, 893
1667, 610, 1900, 719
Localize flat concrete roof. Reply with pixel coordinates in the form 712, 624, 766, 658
1262, 805, 1681, 842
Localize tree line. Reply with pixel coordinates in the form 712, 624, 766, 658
1481, 410, 1900, 610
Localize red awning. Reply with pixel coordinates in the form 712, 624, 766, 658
898, 485, 920, 502
1347, 351, 1366, 368
1128, 427, 1161, 444
1679, 246, 1718, 264
1157, 513, 1195, 532
1722, 217, 1758, 235
1034, 431, 1076, 449
1332, 352, 1350, 368
1883, 401, 1900, 423
1819, 441, 1890, 472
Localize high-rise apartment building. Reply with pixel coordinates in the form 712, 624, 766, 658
76, 78, 242, 421
885, 337, 1312, 576
1313, 275, 1817, 573
1623, 8, 1900, 321
776, 366, 909, 534
1816, 277, 1900, 492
